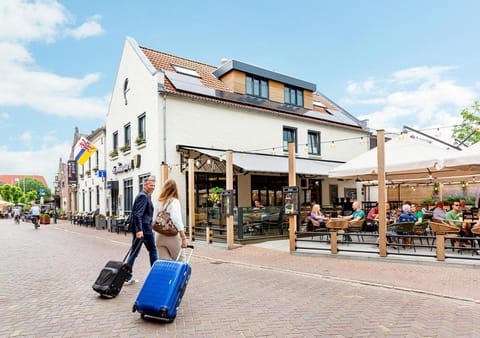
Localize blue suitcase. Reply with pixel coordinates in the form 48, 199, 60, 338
132, 245, 193, 322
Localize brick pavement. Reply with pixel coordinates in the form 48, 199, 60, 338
1, 218, 480, 337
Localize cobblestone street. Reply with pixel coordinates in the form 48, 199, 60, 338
1, 218, 479, 337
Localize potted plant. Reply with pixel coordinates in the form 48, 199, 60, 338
79, 173, 84, 179
135, 136, 145, 145
120, 144, 131, 153
93, 166, 99, 173
40, 213, 51, 224
109, 150, 119, 158
85, 170, 91, 176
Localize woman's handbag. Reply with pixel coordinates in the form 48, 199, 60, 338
153, 200, 178, 236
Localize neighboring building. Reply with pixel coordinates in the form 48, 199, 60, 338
0, 175, 48, 189
102, 36, 370, 221
74, 127, 107, 215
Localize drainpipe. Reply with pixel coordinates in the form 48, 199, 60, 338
162, 93, 167, 164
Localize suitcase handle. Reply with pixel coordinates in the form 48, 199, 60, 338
176, 245, 194, 263
123, 237, 143, 263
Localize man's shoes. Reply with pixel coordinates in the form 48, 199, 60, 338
124, 277, 139, 286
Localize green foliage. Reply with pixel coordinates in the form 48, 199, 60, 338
422, 197, 437, 205
443, 195, 476, 205
451, 101, 480, 146
16, 178, 50, 200
208, 186, 223, 203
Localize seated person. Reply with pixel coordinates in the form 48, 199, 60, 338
253, 200, 265, 210
367, 204, 379, 220
445, 199, 473, 246
397, 204, 417, 223
309, 204, 325, 227
432, 201, 446, 221
342, 201, 365, 241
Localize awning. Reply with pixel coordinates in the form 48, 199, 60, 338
178, 145, 342, 176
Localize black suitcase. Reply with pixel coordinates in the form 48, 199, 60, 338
92, 238, 142, 298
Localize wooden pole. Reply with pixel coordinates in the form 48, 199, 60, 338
288, 142, 297, 252
377, 130, 387, 257
188, 158, 195, 241
226, 150, 234, 249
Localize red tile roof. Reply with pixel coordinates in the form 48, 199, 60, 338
139, 47, 357, 129
0, 175, 48, 188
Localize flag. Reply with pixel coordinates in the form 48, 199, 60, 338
74, 137, 96, 165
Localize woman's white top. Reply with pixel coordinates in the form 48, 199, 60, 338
157, 198, 185, 232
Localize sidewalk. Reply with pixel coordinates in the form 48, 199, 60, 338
57, 220, 480, 303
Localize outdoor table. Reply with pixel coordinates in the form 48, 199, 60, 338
326, 218, 349, 254
429, 221, 459, 261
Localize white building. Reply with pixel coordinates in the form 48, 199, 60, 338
102, 37, 369, 221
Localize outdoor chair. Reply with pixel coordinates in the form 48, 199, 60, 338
412, 220, 430, 248
305, 216, 328, 241
347, 219, 365, 242
387, 222, 415, 252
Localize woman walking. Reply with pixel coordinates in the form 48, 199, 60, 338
155, 179, 188, 260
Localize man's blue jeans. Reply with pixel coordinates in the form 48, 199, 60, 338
126, 233, 158, 280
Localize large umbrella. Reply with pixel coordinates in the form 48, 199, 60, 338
441, 141, 480, 169
328, 135, 472, 182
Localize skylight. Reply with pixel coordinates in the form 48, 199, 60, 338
313, 100, 327, 108
172, 64, 200, 77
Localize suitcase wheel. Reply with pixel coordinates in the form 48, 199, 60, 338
132, 304, 137, 313
140, 313, 145, 319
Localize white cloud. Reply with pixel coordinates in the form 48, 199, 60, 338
0, 1, 108, 118
0, 0, 68, 43
20, 131, 32, 144
65, 15, 105, 39
0, 142, 71, 187
344, 66, 479, 138
0, 112, 9, 119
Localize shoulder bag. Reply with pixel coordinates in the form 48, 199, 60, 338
153, 199, 178, 236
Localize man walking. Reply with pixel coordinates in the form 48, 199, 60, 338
125, 176, 158, 285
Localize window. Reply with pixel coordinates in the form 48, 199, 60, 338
283, 126, 297, 152
124, 124, 131, 147
246, 74, 268, 99
124, 178, 133, 214
113, 132, 118, 151
138, 174, 151, 194
138, 113, 146, 141
308, 130, 321, 155
172, 64, 200, 77
284, 86, 304, 107
96, 185, 100, 205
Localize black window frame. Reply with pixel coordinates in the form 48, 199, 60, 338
284, 85, 304, 107
138, 113, 146, 140
283, 126, 297, 152
307, 130, 321, 155
246, 74, 269, 99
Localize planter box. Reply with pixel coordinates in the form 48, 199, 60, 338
40, 216, 51, 224
95, 216, 107, 230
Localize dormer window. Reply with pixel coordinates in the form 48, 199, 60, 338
284, 85, 304, 107
172, 64, 200, 77
246, 74, 268, 99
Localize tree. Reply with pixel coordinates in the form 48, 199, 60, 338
451, 101, 480, 146
16, 178, 51, 199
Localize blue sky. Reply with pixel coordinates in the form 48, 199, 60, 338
1, 0, 479, 189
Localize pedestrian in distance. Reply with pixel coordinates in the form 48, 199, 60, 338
155, 179, 188, 261
125, 176, 158, 285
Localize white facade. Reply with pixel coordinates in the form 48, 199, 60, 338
76, 128, 107, 214
104, 37, 370, 220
